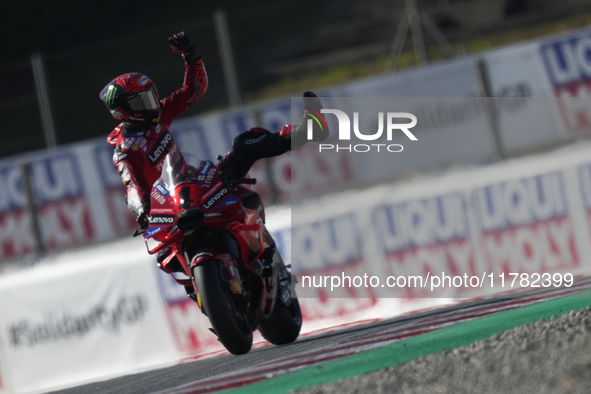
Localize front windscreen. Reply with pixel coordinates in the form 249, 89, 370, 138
161, 150, 201, 189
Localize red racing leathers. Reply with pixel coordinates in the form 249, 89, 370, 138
107, 58, 208, 215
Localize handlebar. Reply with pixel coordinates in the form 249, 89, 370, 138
234, 178, 257, 185
135, 175, 257, 238
226, 178, 257, 185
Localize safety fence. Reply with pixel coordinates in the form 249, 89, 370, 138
4, 26, 591, 264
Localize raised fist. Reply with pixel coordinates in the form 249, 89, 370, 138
168, 31, 201, 63
169, 31, 195, 53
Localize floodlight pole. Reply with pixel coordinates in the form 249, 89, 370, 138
214, 9, 242, 108
31, 53, 57, 150
408, 0, 427, 66
385, 0, 458, 72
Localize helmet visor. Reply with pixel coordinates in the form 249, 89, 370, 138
128, 89, 160, 111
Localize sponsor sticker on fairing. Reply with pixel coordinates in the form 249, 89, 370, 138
149, 215, 175, 224
154, 181, 169, 197
204, 168, 216, 187
203, 188, 228, 209
145, 227, 165, 237
219, 196, 238, 207
196, 161, 213, 185
151, 190, 166, 205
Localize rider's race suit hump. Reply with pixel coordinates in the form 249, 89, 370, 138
106, 59, 208, 214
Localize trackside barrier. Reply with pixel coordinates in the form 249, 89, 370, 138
0, 241, 178, 394
291, 141, 591, 303
4, 141, 591, 392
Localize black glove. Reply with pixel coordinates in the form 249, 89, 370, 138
136, 205, 150, 230
218, 166, 237, 188
169, 31, 201, 64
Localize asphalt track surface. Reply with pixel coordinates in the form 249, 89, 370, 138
49, 280, 591, 394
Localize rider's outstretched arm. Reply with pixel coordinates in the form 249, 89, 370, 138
159, 32, 208, 125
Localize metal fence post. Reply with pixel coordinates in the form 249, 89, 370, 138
251, 108, 280, 205
20, 162, 44, 257
477, 58, 506, 160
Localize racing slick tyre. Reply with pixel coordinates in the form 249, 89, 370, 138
193, 260, 253, 355
258, 297, 302, 345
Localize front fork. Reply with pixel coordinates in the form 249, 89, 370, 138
177, 243, 292, 324
189, 250, 244, 293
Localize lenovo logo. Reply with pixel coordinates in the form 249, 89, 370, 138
203, 188, 228, 209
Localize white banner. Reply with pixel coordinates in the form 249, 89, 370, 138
291, 141, 591, 301
483, 42, 565, 153
0, 244, 176, 393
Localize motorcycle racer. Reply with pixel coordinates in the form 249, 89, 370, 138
101, 31, 208, 228
101, 31, 326, 231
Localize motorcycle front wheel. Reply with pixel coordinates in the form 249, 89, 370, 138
193, 260, 253, 355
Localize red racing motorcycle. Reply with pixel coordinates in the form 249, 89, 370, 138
141, 151, 301, 355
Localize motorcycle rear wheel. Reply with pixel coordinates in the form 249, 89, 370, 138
258, 297, 302, 345
193, 260, 253, 355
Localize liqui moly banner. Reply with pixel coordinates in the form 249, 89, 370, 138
374, 192, 475, 298
291, 140, 591, 300
0, 150, 96, 260
472, 172, 578, 276
290, 212, 380, 317
540, 28, 591, 135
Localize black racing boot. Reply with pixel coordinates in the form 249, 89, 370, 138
291, 91, 328, 147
